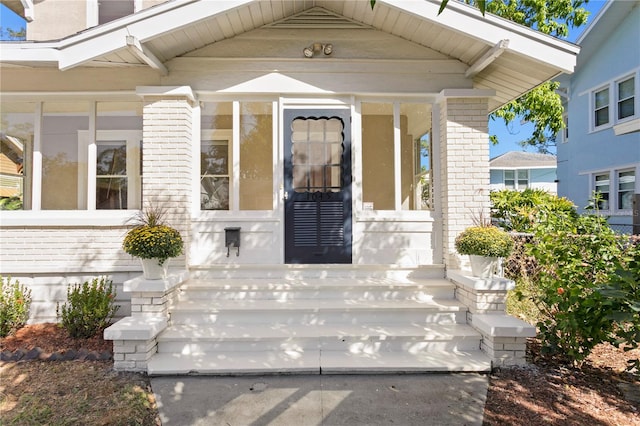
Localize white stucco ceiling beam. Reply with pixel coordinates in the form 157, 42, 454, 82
383, 0, 579, 73
126, 35, 168, 75
57, 0, 254, 71
465, 39, 509, 78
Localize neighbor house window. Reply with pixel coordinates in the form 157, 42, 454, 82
517, 170, 529, 189
594, 173, 610, 210
99, 0, 135, 24
617, 76, 635, 120
618, 170, 635, 210
594, 87, 610, 128
503, 170, 529, 190
590, 72, 639, 131
504, 170, 515, 189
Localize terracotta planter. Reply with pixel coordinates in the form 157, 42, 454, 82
469, 255, 498, 278
140, 258, 168, 280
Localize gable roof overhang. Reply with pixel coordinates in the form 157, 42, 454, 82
2, 0, 34, 22
0, 0, 579, 112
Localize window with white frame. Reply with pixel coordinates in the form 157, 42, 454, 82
618, 169, 635, 210
592, 169, 637, 212
504, 169, 528, 190
590, 71, 639, 131
594, 173, 610, 210
594, 87, 610, 128
200, 132, 231, 211
617, 76, 635, 120
78, 130, 142, 210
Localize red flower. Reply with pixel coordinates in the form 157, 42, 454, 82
557, 288, 565, 295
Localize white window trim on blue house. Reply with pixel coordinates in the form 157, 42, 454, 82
583, 163, 639, 214
585, 68, 640, 133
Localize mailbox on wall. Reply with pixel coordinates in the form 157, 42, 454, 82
225, 227, 241, 257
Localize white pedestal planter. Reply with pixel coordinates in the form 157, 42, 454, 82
469, 255, 498, 278
140, 258, 168, 280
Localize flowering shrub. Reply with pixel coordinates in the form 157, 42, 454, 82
0, 276, 32, 337
122, 205, 183, 265
57, 276, 119, 339
455, 226, 514, 258
123, 225, 183, 264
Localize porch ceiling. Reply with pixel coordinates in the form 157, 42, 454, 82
0, 0, 579, 112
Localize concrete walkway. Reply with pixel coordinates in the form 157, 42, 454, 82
151, 373, 488, 426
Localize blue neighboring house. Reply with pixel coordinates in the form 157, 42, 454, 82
490, 151, 557, 194
556, 0, 640, 234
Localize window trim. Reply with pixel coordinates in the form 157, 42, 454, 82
198, 129, 232, 212
588, 165, 639, 213
616, 75, 635, 121
78, 130, 142, 210
503, 169, 529, 190
588, 70, 640, 132
617, 168, 636, 211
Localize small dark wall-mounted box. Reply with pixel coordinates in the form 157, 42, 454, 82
224, 227, 241, 257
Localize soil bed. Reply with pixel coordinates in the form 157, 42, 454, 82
1, 324, 639, 425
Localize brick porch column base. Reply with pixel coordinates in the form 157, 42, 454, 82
448, 269, 536, 367
104, 270, 188, 372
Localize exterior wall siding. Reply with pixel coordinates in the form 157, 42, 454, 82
557, 4, 640, 225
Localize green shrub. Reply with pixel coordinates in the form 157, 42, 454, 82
57, 276, 120, 339
490, 188, 577, 232
454, 226, 514, 257
0, 276, 32, 337
530, 208, 626, 364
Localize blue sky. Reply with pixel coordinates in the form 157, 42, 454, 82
1, 0, 607, 158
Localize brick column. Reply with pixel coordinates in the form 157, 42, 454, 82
138, 86, 196, 268
438, 94, 492, 270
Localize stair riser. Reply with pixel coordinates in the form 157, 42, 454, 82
157, 337, 481, 354
176, 288, 454, 302
189, 267, 445, 281
169, 310, 465, 326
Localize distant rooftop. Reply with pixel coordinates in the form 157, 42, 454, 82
490, 151, 557, 169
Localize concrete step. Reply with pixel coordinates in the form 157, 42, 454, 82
156, 323, 482, 353
168, 298, 467, 325
177, 278, 455, 301
146, 349, 492, 375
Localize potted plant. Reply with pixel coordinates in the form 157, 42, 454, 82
122, 205, 184, 280
454, 225, 513, 278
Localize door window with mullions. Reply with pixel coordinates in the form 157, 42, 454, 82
291, 117, 343, 193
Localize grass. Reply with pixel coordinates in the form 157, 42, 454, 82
0, 361, 159, 426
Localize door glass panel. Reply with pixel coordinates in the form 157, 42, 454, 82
291, 117, 343, 193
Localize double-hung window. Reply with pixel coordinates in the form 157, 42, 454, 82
590, 72, 638, 131
617, 76, 635, 120
594, 87, 610, 128
593, 169, 636, 212
618, 170, 635, 210
594, 173, 610, 210
504, 170, 528, 190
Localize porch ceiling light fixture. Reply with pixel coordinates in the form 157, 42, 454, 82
303, 43, 333, 58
